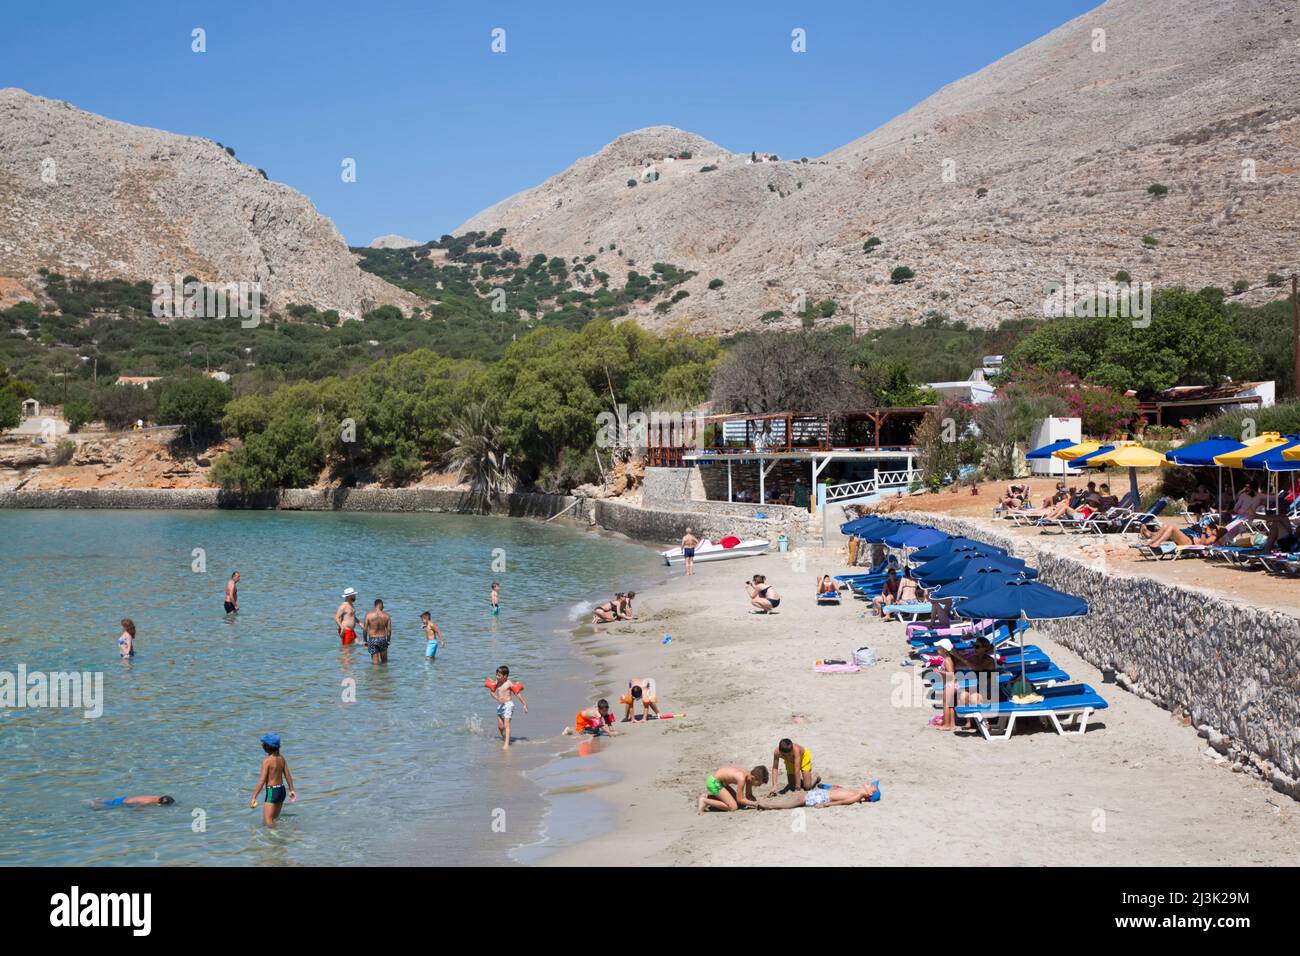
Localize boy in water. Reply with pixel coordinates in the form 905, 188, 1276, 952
249, 733, 295, 827
420, 611, 445, 659
490, 582, 500, 616
697, 765, 768, 813
90, 794, 175, 809
488, 666, 528, 749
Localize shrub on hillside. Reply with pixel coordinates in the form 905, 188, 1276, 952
890, 266, 916, 284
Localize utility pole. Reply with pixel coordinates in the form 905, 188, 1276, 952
1293, 273, 1299, 400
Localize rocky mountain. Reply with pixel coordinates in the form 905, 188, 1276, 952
0, 88, 417, 319
458, 0, 1300, 335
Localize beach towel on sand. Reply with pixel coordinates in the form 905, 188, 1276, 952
814, 660, 860, 673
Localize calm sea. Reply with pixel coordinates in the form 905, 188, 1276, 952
0, 509, 661, 865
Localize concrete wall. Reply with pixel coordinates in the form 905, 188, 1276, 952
890, 511, 1300, 801
589, 497, 810, 549
0, 487, 572, 518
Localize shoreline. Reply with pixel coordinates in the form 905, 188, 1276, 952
539, 547, 1300, 866
513, 530, 672, 864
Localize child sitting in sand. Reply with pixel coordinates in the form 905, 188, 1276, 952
697, 765, 768, 813
562, 700, 620, 736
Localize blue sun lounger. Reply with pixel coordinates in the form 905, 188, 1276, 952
881, 602, 931, 622
925, 665, 1071, 694
955, 683, 1109, 740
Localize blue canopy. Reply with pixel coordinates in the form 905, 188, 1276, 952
915, 543, 1005, 568
915, 553, 1035, 587
929, 566, 1023, 600
1025, 439, 1077, 460
840, 516, 897, 536
883, 526, 946, 549
954, 579, 1089, 621
1244, 438, 1300, 472
862, 521, 916, 543
1165, 435, 1245, 467
911, 536, 1007, 563
1074, 444, 1116, 466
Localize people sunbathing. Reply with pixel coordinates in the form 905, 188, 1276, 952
1139, 519, 1222, 548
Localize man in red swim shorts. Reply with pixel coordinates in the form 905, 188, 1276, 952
335, 587, 359, 645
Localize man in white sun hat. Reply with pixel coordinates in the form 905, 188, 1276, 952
335, 587, 359, 646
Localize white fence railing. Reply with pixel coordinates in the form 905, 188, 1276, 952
824, 469, 922, 503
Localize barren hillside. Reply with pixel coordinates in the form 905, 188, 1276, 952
0, 88, 417, 319
459, 0, 1300, 335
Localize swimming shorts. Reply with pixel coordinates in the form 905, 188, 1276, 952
683, 547, 695, 558
804, 788, 831, 808
224, 601, 236, 614
340, 628, 357, 645
265, 784, 287, 805
782, 748, 812, 775
365, 637, 390, 655
101, 796, 127, 807
706, 775, 723, 796
497, 701, 515, 720
425, 641, 438, 659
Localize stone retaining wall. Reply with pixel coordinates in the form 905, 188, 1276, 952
891, 511, 1300, 800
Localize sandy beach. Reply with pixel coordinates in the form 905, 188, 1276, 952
544, 545, 1300, 866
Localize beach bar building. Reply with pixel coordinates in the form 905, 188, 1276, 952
646, 407, 932, 512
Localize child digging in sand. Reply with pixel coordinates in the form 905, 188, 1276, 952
769, 738, 819, 794
697, 765, 768, 813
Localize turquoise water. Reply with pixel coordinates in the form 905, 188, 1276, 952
0, 510, 661, 865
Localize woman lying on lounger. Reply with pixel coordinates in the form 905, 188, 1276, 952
1139, 519, 1221, 548
756, 782, 879, 809
999, 484, 1031, 510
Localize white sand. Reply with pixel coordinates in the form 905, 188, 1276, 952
543, 549, 1300, 865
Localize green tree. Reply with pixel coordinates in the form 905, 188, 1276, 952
158, 376, 233, 443
444, 402, 512, 512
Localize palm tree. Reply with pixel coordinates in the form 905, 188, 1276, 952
444, 403, 512, 513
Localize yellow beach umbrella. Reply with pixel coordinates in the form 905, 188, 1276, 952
1213, 433, 1286, 468
1052, 441, 1103, 461
1283, 442, 1300, 461
1088, 445, 1168, 468
1085, 444, 1167, 505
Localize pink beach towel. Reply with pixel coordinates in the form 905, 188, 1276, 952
814, 661, 860, 674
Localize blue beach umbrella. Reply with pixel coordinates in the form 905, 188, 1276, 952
929, 566, 1022, 601
863, 521, 916, 543
1024, 439, 1079, 459
911, 536, 1007, 563
913, 540, 1006, 564
883, 526, 946, 549
954, 579, 1089, 690
840, 515, 896, 536
915, 553, 1035, 587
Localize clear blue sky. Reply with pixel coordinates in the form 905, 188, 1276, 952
2, 0, 1100, 246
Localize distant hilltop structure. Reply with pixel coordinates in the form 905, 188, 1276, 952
368, 235, 423, 249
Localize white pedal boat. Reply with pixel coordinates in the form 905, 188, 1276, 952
661, 536, 769, 566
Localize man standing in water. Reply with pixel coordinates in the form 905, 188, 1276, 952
335, 587, 359, 645
680, 527, 699, 576
363, 597, 392, 664
224, 572, 239, 615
